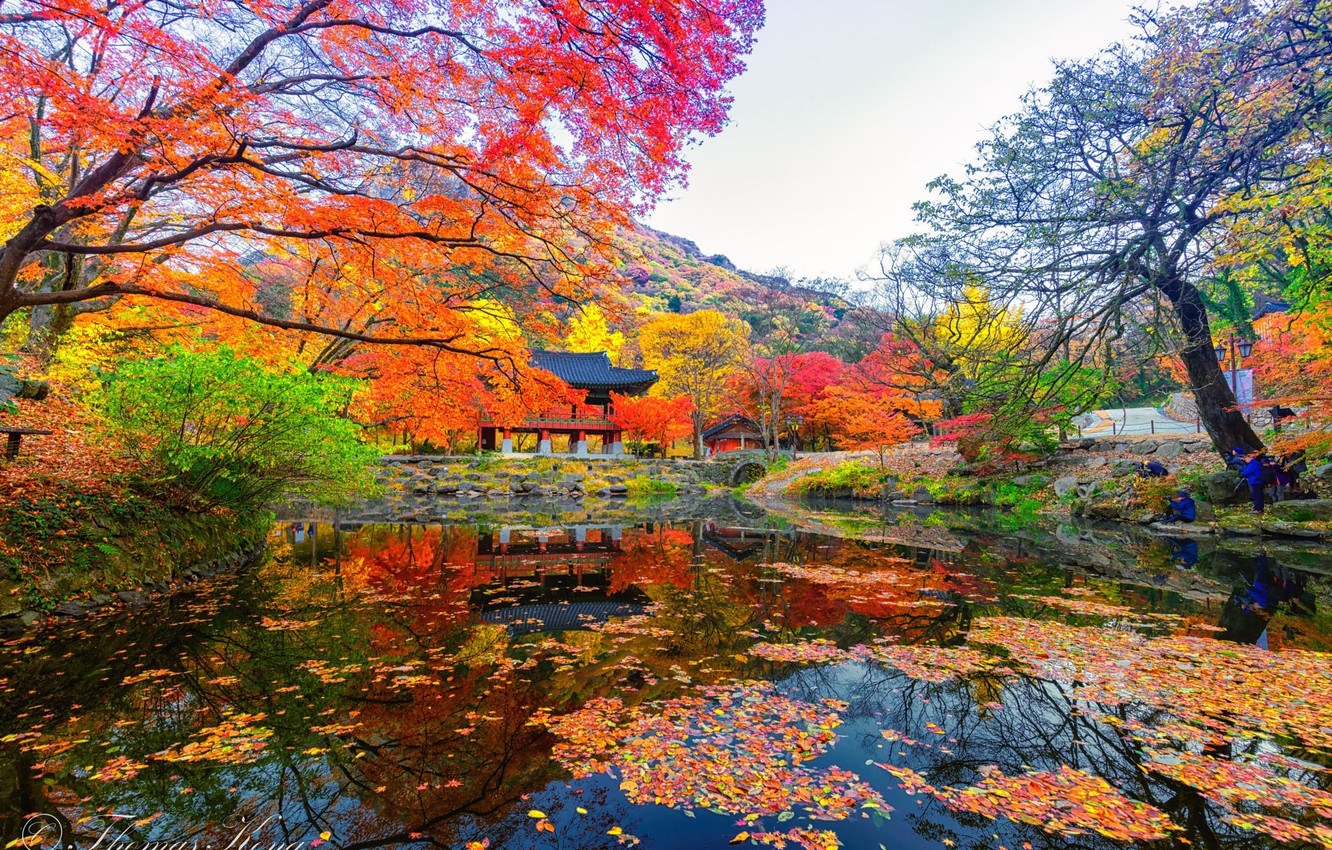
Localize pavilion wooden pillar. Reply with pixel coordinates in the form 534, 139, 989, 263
575, 429, 588, 455
501, 427, 513, 453
538, 429, 552, 454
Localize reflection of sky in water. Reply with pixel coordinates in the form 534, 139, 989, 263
0, 515, 1328, 850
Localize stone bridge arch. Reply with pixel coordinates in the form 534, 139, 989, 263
727, 459, 767, 486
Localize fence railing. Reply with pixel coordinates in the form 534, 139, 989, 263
1076, 418, 1204, 437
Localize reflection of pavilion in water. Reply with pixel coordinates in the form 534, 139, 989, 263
471, 525, 651, 636
702, 523, 794, 561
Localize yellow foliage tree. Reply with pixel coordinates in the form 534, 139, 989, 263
639, 310, 750, 458
0, 120, 44, 242
565, 304, 625, 363
932, 285, 1027, 380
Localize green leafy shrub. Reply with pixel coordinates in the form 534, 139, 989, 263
989, 480, 1043, 513
626, 477, 678, 497
101, 347, 377, 509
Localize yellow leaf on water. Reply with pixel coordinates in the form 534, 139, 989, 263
607, 827, 623, 836
527, 810, 547, 819
576, 807, 588, 815
730, 833, 750, 845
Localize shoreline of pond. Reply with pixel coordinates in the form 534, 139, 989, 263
12, 479, 1331, 639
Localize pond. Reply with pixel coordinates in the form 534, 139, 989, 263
2, 503, 1330, 850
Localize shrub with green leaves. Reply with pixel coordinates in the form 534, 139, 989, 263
101, 347, 377, 509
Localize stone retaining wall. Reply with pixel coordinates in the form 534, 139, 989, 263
1166, 392, 1199, 424
377, 455, 729, 501
1058, 434, 1214, 460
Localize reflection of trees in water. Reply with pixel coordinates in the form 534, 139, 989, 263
775, 659, 1328, 850
0, 546, 574, 849
5, 518, 1329, 850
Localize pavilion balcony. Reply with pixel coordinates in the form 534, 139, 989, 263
478, 404, 617, 429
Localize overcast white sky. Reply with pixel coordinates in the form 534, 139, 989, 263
643, 0, 1166, 282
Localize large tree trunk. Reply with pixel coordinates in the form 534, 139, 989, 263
692, 411, 704, 460
1160, 275, 1262, 456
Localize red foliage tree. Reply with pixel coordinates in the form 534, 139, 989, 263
0, 0, 763, 363
609, 392, 694, 456
811, 386, 921, 467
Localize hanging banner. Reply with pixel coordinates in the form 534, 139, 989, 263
1223, 368, 1254, 407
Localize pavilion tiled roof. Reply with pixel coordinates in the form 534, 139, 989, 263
530, 350, 658, 390
702, 412, 761, 440
1254, 299, 1290, 319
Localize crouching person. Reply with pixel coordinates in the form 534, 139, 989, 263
1162, 489, 1196, 523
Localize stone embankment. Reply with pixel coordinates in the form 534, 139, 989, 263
376, 455, 734, 501
0, 541, 266, 634
1058, 434, 1214, 460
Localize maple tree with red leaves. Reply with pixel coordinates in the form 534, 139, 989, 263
801, 338, 938, 466
776, 351, 845, 450
0, 0, 763, 372
608, 392, 693, 457
735, 350, 846, 454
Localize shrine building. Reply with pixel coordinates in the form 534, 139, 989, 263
477, 350, 657, 455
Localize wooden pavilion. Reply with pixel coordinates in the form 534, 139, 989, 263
702, 413, 763, 455
478, 350, 657, 455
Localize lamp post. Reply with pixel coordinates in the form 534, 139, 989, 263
1214, 332, 1256, 413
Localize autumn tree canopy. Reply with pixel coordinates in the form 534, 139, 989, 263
639, 309, 749, 458
609, 392, 693, 456
0, 0, 764, 369
874, 0, 1332, 456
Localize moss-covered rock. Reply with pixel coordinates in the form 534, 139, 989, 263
1267, 499, 1332, 523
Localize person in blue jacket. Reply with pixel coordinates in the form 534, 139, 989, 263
1138, 460, 1170, 478
1224, 446, 1246, 470
1239, 451, 1267, 513
1162, 489, 1196, 522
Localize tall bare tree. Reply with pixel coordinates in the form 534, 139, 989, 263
874, 0, 1332, 455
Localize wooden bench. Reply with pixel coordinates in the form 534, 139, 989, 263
0, 427, 53, 459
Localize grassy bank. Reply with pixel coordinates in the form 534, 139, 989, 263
1, 478, 268, 615
787, 459, 1046, 513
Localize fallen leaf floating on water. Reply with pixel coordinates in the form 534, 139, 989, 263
746, 827, 842, 850
153, 713, 273, 765
746, 640, 852, 665
876, 763, 1178, 842
746, 639, 1006, 683
970, 618, 1332, 751
535, 681, 889, 825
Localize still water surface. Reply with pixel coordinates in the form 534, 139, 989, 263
2, 510, 1329, 850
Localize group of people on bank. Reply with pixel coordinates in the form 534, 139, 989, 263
1136, 446, 1315, 521
1225, 447, 1312, 513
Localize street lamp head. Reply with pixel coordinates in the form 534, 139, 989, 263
1237, 338, 1255, 358
1215, 344, 1226, 361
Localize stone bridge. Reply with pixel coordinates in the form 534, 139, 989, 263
711, 455, 769, 486
658, 453, 768, 486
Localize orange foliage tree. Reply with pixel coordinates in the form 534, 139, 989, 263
1250, 305, 1332, 455
0, 0, 763, 391
811, 387, 921, 467
807, 336, 939, 465
609, 392, 694, 456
